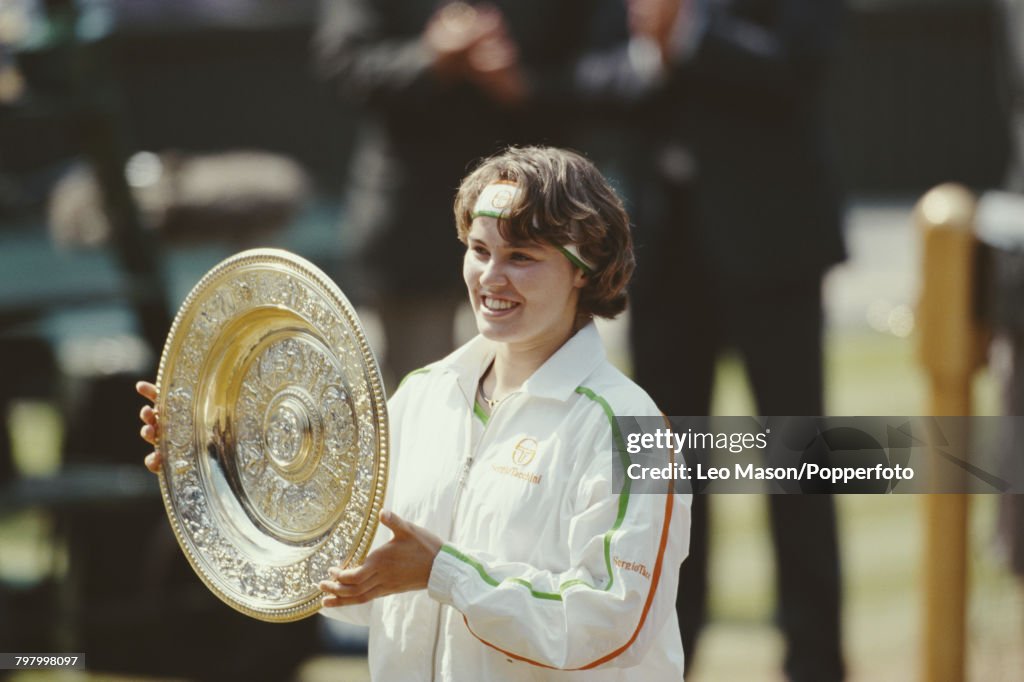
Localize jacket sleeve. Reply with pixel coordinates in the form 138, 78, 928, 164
312, 0, 446, 112
529, 0, 667, 116
677, 0, 843, 103
426, 409, 690, 671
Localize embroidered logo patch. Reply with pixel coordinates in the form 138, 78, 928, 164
511, 437, 538, 466
490, 188, 514, 209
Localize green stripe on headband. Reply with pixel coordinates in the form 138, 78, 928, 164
557, 245, 594, 274
471, 208, 508, 219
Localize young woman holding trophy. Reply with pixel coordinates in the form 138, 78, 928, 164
138, 146, 689, 680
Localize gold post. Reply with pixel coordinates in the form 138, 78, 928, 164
914, 183, 985, 682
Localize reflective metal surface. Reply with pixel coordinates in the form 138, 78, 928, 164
156, 248, 387, 621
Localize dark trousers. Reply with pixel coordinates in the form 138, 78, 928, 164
629, 188, 844, 682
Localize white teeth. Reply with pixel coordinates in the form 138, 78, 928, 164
483, 296, 517, 311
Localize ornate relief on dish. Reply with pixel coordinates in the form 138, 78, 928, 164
156, 249, 387, 621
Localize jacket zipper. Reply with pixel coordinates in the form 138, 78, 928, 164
429, 393, 512, 681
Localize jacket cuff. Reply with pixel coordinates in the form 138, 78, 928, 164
427, 543, 462, 607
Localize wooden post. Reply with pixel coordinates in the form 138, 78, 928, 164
914, 183, 985, 682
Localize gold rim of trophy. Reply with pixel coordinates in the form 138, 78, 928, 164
155, 248, 388, 622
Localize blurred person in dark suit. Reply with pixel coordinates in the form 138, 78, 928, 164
314, 0, 604, 386
997, 0, 1023, 194
995, 0, 1024, 578
624, 0, 847, 679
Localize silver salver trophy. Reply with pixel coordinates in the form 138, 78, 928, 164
155, 249, 388, 621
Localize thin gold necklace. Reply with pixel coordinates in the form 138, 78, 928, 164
478, 362, 502, 409
478, 378, 501, 410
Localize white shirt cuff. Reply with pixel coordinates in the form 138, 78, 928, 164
427, 544, 462, 607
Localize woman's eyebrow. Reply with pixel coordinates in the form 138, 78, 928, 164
469, 235, 542, 250
505, 240, 544, 250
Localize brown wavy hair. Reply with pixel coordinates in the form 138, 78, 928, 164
454, 146, 635, 320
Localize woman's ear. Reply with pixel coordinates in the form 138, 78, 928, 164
573, 268, 587, 288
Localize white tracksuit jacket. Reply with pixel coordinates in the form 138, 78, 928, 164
323, 323, 691, 680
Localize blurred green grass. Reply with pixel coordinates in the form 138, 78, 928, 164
691, 328, 1023, 682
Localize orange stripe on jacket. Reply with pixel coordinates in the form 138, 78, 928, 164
462, 442, 677, 671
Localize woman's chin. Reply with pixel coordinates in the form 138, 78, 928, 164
477, 324, 511, 342
474, 316, 518, 343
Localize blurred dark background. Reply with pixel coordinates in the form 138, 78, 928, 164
0, 0, 1016, 680
0, 0, 1011, 203
830, 0, 1009, 192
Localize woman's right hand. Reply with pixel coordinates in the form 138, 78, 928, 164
136, 381, 163, 474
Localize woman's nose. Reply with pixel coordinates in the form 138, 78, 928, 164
479, 257, 507, 286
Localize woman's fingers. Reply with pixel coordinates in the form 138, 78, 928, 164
317, 561, 383, 606
136, 381, 157, 402
144, 451, 163, 474
328, 565, 378, 585
137, 380, 162, 474
321, 585, 383, 608
318, 574, 383, 606
137, 382, 159, 439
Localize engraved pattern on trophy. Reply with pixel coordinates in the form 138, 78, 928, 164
164, 387, 194, 449
232, 336, 359, 543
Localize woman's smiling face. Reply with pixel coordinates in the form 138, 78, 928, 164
463, 216, 585, 352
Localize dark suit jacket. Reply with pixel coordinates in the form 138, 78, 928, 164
669, 0, 846, 283
997, 0, 1024, 191
314, 0, 592, 297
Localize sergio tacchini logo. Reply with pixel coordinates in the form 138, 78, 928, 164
512, 437, 538, 466
490, 187, 514, 209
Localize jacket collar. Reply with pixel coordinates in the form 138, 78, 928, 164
439, 322, 607, 405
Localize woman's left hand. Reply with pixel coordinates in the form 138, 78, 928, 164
319, 511, 443, 607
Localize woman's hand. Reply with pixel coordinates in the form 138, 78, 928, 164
136, 381, 163, 474
319, 511, 443, 607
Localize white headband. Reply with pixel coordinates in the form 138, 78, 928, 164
471, 182, 594, 273
472, 181, 520, 220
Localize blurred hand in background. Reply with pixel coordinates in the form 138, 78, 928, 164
424, 2, 525, 104
627, 0, 690, 60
